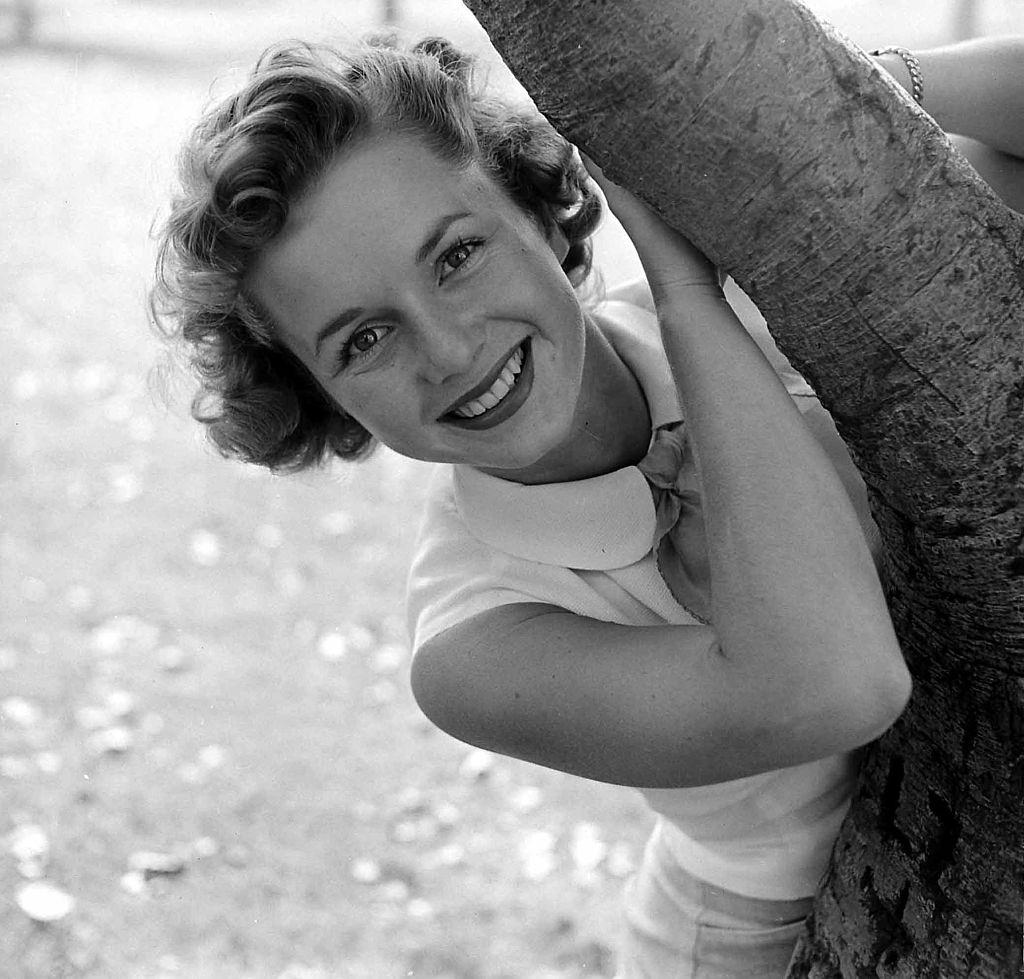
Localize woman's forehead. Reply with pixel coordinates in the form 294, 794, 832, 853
263, 134, 524, 281
301, 133, 498, 227
247, 134, 520, 335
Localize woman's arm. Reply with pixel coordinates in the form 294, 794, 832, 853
412, 171, 910, 789
872, 36, 1024, 210
872, 36, 1024, 158
412, 594, 907, 789
592, 166, 909, 746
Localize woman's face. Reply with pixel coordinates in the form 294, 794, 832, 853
248, 132, 588, 478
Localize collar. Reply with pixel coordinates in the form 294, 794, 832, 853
453, 294, 683, 570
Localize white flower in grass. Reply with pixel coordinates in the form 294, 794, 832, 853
16, 881, 75, 922
318, 510, 354, 537
2, 697, 42, 727
606, 841, 637, 878
424, 843, 466, 869
458, 748, 495, 780
510, 785, 543, 813
407, 898, 434, 919
433, 802, 462, 828
363, 680, 396, 707
76, 706, 112, 731
191, 837, 218, 859
275, 566, 305, 596
86, 726, 133, 755
197, 744, 227, 770
347, 624, 375, 654
317, 632, 347, 662
570, 822, 608, 874
35, 752, 62, 775
7, 824, 50, 868
350, 857, 382, 884
108, 467, 142, 503
378, 879, 410, 902
128, 850, 187, 878
371, 643, 406, 674
1, 756, 32, 779
119, 871, 147, 896
188, 529, 221, 566
103, 689, 136, 719
156, 645, 190, 673
519, 829, 558, 882
89, 616, 160, 656
13, 371, 40, 400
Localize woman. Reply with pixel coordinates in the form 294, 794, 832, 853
152, 33, 1020, 977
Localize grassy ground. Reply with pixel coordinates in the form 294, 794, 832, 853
1, 2, 1021, 977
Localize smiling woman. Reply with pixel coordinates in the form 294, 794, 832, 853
151, 32, 916, 979
152, 37, 601, 471
245, 130, 598, 478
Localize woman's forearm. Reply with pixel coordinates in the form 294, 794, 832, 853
873, 36, 1024, 158
656, 283, 901, 684
593, 156, 905, 692
586, 159, 905, 703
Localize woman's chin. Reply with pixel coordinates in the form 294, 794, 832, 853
474, 428, 582, 484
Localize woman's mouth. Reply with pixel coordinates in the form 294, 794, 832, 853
442, 340, 533, 430
451, 345, 524, 418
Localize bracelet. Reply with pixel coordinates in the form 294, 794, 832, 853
869, 46, 924, 105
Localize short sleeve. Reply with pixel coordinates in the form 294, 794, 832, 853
405, 467, 561, 649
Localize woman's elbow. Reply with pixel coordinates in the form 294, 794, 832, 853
882, 655, 913, 725
799, 632, 912, 752
850, 649, 913, 744
409, 641, 458, 733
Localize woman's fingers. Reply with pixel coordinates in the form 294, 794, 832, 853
579, 149, 718, 289
579, 151, 607, 186
580, 151, 657, 225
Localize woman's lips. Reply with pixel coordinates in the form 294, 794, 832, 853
442, 340, 533, 431
449, 345, 524, 419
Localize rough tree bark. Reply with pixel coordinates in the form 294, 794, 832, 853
461, 1, 1023, 975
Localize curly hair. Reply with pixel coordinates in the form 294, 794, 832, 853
151, 35, 602, 471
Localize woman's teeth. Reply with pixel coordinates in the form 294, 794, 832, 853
452, 346, 524, 419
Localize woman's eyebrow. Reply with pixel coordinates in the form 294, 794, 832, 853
415, 211, 471, 264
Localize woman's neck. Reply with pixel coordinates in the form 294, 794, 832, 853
486, 313, 652, 485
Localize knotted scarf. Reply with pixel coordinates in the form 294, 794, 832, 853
637, 422, 713, 624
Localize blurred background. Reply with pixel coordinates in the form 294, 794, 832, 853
1, 2, 1020, 977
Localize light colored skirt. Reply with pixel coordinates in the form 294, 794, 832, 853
616, 823, 814, 978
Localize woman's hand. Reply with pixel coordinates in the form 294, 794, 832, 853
581, 153, 720, 294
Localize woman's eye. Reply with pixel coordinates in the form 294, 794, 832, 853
351, 327, 384, 352
438, 239, 482, 281
335, 324, 389, 371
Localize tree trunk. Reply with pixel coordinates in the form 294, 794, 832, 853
461, 1, 1024, 975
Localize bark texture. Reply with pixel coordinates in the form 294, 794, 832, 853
462, 1, 1024, 975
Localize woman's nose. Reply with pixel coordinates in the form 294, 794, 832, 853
415, 311, 481, 384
